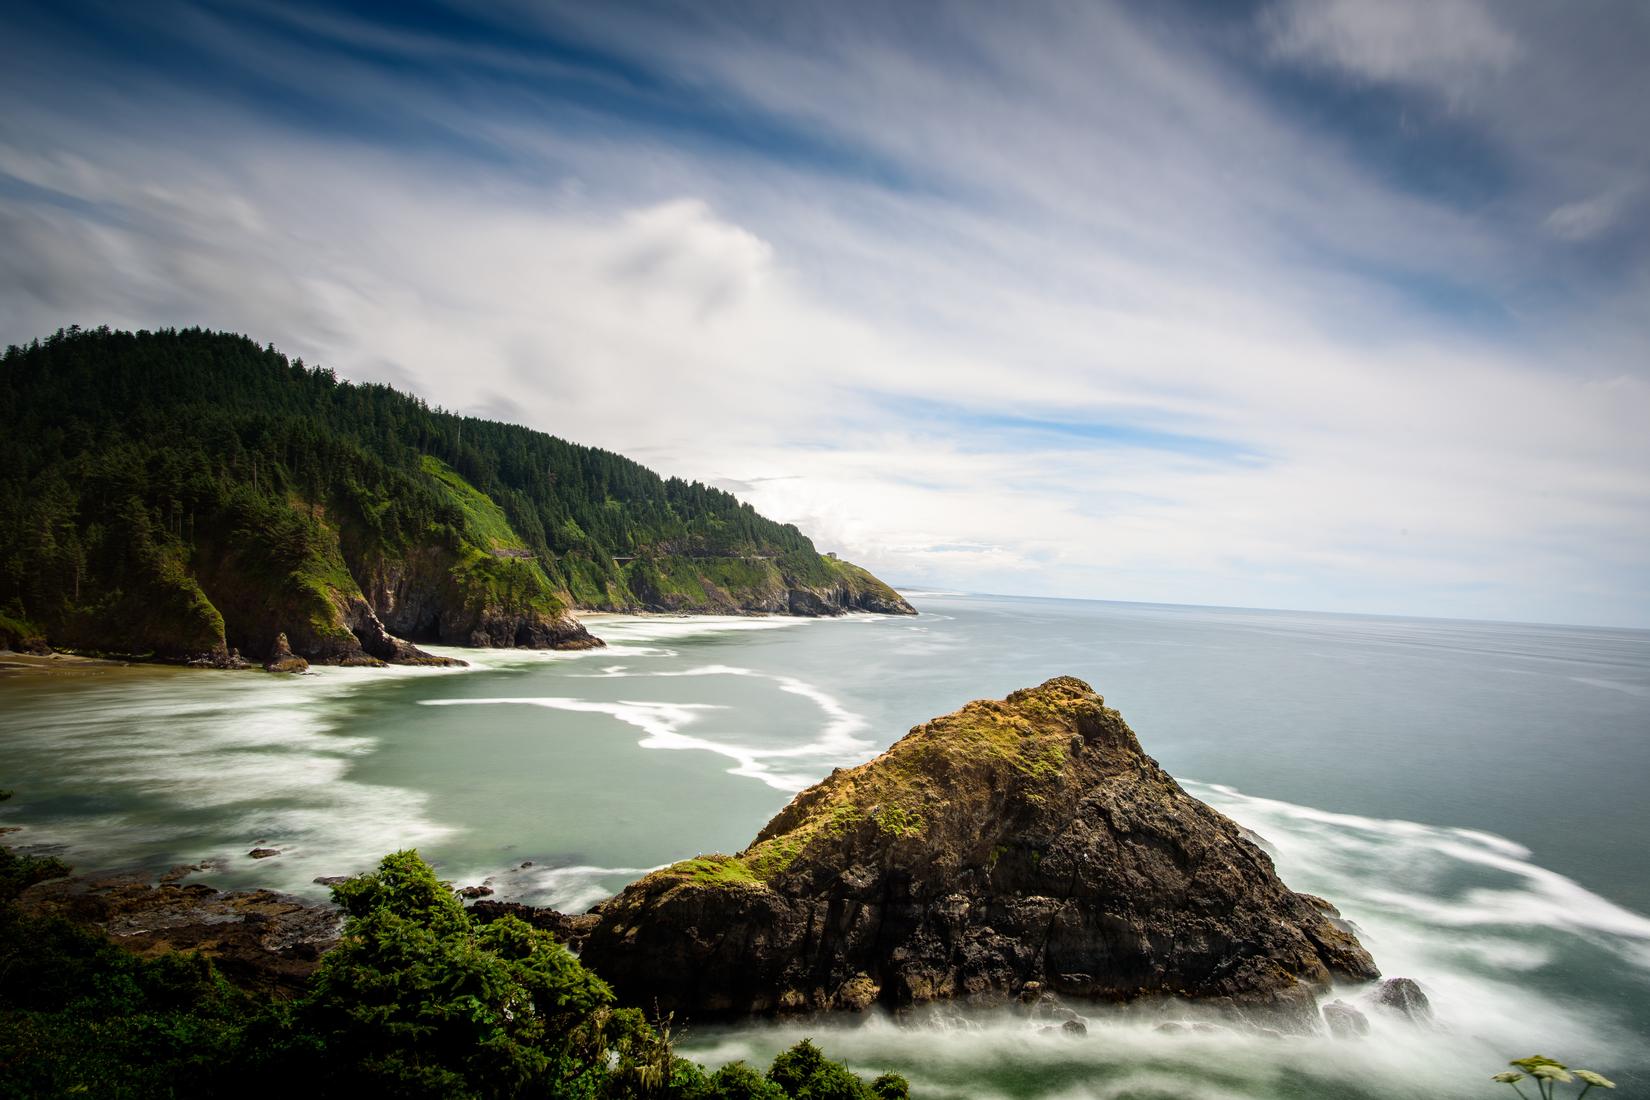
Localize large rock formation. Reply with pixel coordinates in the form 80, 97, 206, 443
581, 677, 1377, 1023
357, 545, 605, 651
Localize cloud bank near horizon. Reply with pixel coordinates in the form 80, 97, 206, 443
2, 0, 1647, 627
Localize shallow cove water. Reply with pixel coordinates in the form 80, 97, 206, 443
3, 593, 1648, 1097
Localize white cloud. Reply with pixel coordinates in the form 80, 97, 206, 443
1262, 0, 1520, 95
1544, 190, 1629, 241
0, 2, 1647, 626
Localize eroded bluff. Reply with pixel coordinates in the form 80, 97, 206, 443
580, 677, 1377, 1019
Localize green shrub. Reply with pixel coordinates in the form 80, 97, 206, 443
0, 835, 915, 1098
294, 850, 616, 1098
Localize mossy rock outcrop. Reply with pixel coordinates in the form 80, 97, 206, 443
580, 677, 1378, 1022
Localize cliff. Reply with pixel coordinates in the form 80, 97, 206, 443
580, 677, 1378, 1023
0, 326, 910, 665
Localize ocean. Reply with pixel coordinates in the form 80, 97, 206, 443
3, 592, 1647, 1097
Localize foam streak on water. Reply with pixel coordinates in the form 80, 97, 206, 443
422, 661, 877, 791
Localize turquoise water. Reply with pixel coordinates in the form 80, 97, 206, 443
3, 594, 1648, 1097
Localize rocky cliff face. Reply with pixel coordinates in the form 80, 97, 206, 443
357, 548, 602, 652
580, 677, 1377, 1023
609, 553, 916, 618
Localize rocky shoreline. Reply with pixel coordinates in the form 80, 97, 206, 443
18, 865, 343, 997
10, 677, 1435, 1038
0, 596, 919, 675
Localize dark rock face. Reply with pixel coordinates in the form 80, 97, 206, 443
468, 899, 596, 945
263, 632, 309, 673
19, 871, 340, 996
581, 677, 1378, 1022
359, 550, 603, 652
185, 646, 252, 670
783, 585, 916, 617
842, 588, 918, 616
337, 595, 465, 666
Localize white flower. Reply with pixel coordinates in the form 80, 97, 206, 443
1575, 1069, 1616, 1089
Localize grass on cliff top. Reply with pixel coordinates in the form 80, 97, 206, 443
822, 556, 906, 603
650, 681, 1104, 893
661, 855, 760, 887
733, 682, 1104, 883
420, 455, 527, 552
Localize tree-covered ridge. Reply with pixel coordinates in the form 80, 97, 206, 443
0, 326, 909, 663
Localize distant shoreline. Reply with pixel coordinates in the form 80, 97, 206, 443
0, 649, 133, 677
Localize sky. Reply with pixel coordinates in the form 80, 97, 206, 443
2, 1, 1647, 628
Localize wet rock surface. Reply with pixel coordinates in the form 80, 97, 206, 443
1369, 976, 1433, 1022
580, 677, 1380, 1022
19, 868, 341, 996
262, 632, 309, 673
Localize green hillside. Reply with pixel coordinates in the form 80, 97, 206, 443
0, 326, 911, 664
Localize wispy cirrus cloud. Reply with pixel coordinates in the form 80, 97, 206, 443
0, 0, 1647, 626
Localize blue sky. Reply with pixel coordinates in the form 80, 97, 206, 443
2, 1, 1648, 626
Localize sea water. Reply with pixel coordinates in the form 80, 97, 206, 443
2, 593, 1647, 1097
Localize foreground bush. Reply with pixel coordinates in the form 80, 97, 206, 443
0, 839, 908, 1098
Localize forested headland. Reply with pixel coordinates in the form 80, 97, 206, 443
0, 326, 910, 665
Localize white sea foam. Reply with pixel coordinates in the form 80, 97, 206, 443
1171, 780, 1647, 1090
582, 614, 810, 645
1190, 782, 1650, 960
679, 995, 1553, 1100
423, 661, 876, 791
422, 674, 873, 791
604, 663, 872, 758
1, 660, 469, 895
451, 862, 663, 914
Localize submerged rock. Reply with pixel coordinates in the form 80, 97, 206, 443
1323, 999, 1372, 1038
1369, 977, 1433, 1022
580, 677, 1379, 1022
